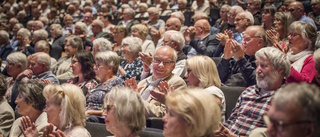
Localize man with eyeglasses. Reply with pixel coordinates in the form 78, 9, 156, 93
215, 47, 291, 137
137, 46, 186, 118
217, 25, 264, 87
249, 83, 320, 137
288, 1, 317, 29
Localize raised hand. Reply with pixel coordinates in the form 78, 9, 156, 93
150, 81, 173, 104
184, 26, 196, 44
51, 130, 68, 137
266, 29, 279, 46
16, 69, 33, 81
43, 124, 54, 137
231, 40, 244, 60
139, 52, 153, 72
223, 39, 233, 60
19, 116, 39, 137
125, 78, 143, 92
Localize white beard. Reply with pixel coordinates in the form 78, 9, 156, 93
256, 71, 280, 89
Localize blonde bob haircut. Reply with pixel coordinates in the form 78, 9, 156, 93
131, 24, 148, 38
165, 88, 221, 137
104, 87, 145, 132
186, 55, 221, 88
43, 84, 86, 130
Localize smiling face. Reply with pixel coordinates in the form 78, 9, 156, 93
70, 56, 82, 76
242, 28, 263, 56
234, 13, 249, 33
64, 41, 78, 57
94, 59, 112, 82
273, 18, 284, 32
152, 47, 175, 79
162, 108, 189, 137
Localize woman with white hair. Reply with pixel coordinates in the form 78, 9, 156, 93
286, 21, 317, 83
135, 3, 149, 18
131, 24, 155, 55
49, 24, 64, 60
74, 21, 93, 51
118, 37, 143, 81
86, 51, 124, 123
102, 87, 145, 137
15, 28, 34, 56
91, 38, 113, 56
20, 84, 90, 137
163, 88, 220, 137
5, 52, 28, 109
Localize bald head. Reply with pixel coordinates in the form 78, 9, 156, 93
195, 19, 210, 33
165, 17, 181, 31
288, 1, 304, 20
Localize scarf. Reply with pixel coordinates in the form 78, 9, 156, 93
287, 50, 313, 72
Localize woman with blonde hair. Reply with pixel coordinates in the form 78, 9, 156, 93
102, 87, 145, 137
185, 55, 225, 121
21, 84, 90, 137
162, 88, 221, 137
131, 24, 155, 55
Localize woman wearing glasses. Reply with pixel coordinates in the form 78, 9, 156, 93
86, 51, 124, 123
286, 21, 317, 83
102, 87, 145, 137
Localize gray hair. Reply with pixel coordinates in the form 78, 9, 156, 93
92, 19, 104, 29
95, 51, 120, 74
75, 22, 87, 34
121, 37, 142, 57
104, 87, 145, 132
17, 10, 27, 17
193, 11, 208, 19
221, 4, 231, 11
93, 38, 112, 51
288, 21, 318, 51
35, 40, 50, 52
242, 11, 254, 25
14, 23, 24, 30
171, 11, 185, 24
274, 12, 295, 37
139, 3, 148, 9
311, 0, 320, 4
255, 47, 291, 77
273, 83, 320, 136
124, 8, 136, 18
18, 80, 46, 111
155, 46, 177, 62
147, 7, 159, 15
314, 48, 320, 70
33, 52, 51, 70
34, 20, 44, 28
160, 0, 168, 4
17, 28, 31, 38
164, 30, 185, 51
50, 24, 63, 36
230, 5, 244, 14
178, 0, 187, 5
39, 16, 49, 26
252, 0, 262, 7
33, 29, 48, 40
0, 30, 10, 44
6, 52, 28, 70
65, 35, 84, 51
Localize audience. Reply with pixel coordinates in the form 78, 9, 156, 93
163, 88, 220, 137
10, 80, 48, 137
0, 74, 14, 137
103, 87, 145, 137
67, 50, 98, 96
217, 47, 291, 136
0, 1, 320, 136
118, 37, 143, 81
86, 51, 124, 123
286, 21, 317, 83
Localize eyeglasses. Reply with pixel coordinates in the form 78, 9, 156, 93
288, 8, 300, 12
227, 12, 236, 17
153, 57, 175, 66
234, 18, 247, 23
243, 36, 261, 42
288, 32, 301, 37
103, 104, 114, 113
263, 115, 313, 132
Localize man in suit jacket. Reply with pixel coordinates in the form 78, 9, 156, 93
117, 8, 139, 36
184, 19, 220, 57
0, 30, 13, 61
0, 74, 14, 137
137, 46, 186, 118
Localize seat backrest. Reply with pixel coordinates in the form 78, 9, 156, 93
85, 122, 113, 137
146, 117, 164, 130
221, 86, 247, 119
139, 128, 164, 137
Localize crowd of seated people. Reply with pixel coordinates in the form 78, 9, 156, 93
1, 0, 320, 137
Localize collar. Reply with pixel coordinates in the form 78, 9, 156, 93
199, 33, 210, 41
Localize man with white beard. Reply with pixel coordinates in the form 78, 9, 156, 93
215, 47, 291, 137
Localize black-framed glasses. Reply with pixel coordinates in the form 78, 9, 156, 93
263, 114, 313, 132
153, 57, 175, 66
